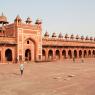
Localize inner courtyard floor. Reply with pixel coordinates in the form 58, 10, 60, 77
0, 59, 95, 95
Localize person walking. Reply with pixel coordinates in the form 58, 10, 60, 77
20, 63, 24, 76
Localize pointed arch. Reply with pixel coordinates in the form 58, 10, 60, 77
48, 50, 53, 60
62, 50, 66, 59
42, 49, 46, 60
84, 50, 87, 58
5, 49, 12, 61
24, 38, 36, 45
79, 50, 82, 58
74, 50, 77, 58
68, 50, 72, 58
55, 50, 60, 59
25, 49, 31, 61
93, 50, 95, 57
88, 50, 91, 57
24, 37, 36, 61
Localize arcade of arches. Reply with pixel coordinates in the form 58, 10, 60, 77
42, 48, 95, 61
1, 47, 95, 63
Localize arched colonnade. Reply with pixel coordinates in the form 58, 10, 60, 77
42, 48, 95, 61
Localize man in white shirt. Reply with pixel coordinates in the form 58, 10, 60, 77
20, 63, 24, 76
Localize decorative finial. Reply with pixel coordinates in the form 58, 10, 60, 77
26, 17, 32, 24
44, 30, 49, 37
58, 32, 63, 38
14, 15, 22, 22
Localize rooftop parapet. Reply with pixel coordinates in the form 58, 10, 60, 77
43, 32, 95, 42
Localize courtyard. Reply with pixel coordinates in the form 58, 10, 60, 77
0, 59, 95, 95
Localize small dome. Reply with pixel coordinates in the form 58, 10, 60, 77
90, 37, 93, 40
52, 32, 56, 37
26, 17, 32, 24
35, 18, 42, 24
14, 15, 22, 22
81, 36, 84, 40
70, 34, 74, 39
58, 32, 63, 38
0, 26, 6, 32
85, 36, 89, 40
44, 31, 49, 37
65, 34, 69, 39
0, 13, 8, 24
76, 35, 80, 39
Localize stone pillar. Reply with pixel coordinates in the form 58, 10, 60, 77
91, 50, 93, 58
77, 50, 79, 58
2, 48, 6, 63
12, 49, 15, 63
1, 49, 3, 63
53, 49, 56, 60
72, 50, 74, 58
87, 50, 88, 58
45, 49, 48, 61
66, 49, 68, 59
60, 49, 62, 60
82, 50, 84, 58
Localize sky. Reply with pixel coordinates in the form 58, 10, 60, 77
0, 0, 95, 37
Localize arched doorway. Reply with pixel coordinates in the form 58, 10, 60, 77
25, 49, 31, 61
84, 50, 87, 58
74, 50, 77, 58
48, 50, 53, 60
5, 49, 12, 61
93, 50, 95, 57
24, 38, 36, 61
62, 50, 66, 59
56, 50, 60, 60
79, 50, 82, 58
68, 50, 72, 58
88, 50, 91, 57
42, 49, 46, 60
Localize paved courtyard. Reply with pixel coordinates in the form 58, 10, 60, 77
0, 59, 95, 95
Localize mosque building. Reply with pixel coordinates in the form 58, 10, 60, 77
0, 13, 95, 63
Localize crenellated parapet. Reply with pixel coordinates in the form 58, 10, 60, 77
43, 32, 95, 42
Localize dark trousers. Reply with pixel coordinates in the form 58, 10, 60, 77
20, 70, 23, 75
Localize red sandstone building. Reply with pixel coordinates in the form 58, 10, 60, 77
0, 13, 95, 63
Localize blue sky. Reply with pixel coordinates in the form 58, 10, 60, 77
0, 0, 95, 37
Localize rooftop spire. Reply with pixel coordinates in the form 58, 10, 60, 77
14, 15, 22, 22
